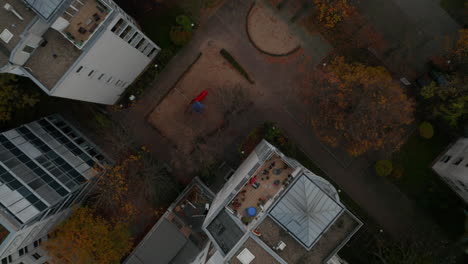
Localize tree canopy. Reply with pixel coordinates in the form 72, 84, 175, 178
420, 29, 468, 128
309, 56, 414, 156
313, 0, 353, 28
44, 207, 133, 264
0, 74, 39, 122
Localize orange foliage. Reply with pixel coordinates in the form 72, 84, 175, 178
308, 57, 414, 156
313, 0, 353, 28
44, 207, 133, 264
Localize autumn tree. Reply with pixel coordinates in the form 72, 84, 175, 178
308, 56, 414, 156
420, 30, 468, 128
44, 207, 133, 264
313, 0, 353, 28
0, 74, 39, 122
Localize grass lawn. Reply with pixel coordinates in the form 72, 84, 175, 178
440, 0, 467, 26
391, 129, 465, 239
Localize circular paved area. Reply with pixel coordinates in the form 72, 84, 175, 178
247, 2, 301, 56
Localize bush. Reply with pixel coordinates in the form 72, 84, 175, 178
419, 122, 434, 139
170, 26, 193, 46
220, 49, 254, 84
156, 48, 175, 68
176, 15, 193, 32
375, 160, 393, 177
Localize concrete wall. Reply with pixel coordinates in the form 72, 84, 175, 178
433, 138, 468, 203
51, 14, 157, 104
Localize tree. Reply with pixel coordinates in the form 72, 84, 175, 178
375, 160, 393, 177
313, 0, 353, 28
420, 30, 468, 128
0, 74, 39, 122
309, 56, 414, 156
44, 207, 133, 264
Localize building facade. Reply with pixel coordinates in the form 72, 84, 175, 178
0, 0, 160, 104
0, 115, 110, 264
433, 138, 468, 203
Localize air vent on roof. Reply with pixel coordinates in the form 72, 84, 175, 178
236, 248, 255, 264
4, 3, 24, 21
0, 29, 14, 44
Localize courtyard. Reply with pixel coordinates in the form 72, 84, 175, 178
112, 0, 464, 261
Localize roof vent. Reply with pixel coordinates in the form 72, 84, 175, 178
0, 29, 14, 44
3, 3, 24, 21
236, 248, 255, 264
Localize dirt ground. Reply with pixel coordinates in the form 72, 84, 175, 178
147, 40, 258, 169
247, 2, 301, 55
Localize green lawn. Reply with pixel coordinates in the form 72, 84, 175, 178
391, 129, 465, 239
440, 0, 467, 26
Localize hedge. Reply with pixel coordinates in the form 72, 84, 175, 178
220, 49, 255, 84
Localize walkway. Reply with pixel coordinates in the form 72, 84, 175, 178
112, 0, 449, 242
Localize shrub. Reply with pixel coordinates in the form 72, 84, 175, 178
375, 160, 393, 177
419, 122, 434, 139
220, 49, 254, 84
156, 48, 175, 67
176, 15, 193, 32
170, 26, 193, 46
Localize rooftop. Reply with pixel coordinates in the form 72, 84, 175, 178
203, 140, 363, 263
125, 178, 215, 264
257, 212, 361, 263
56, 0, 112, 49
229, 237, 281, 264
0, 0, 37, 60
25, 29, 82, 89
24, 0, 66, 20
228, 155, 294, 225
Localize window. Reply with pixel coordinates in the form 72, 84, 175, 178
76, 66, 83, 73
107, 77, 113, 83
453, 157, 464, 165
18, 246, 28, 256
98, 73, 105, 80
34, 238, 42, 248
111, 18, 124, 32
147, 47, 157, 57
0, 29, 13, 44
119, 26, 132, 38
440, 155, 451, 163
32, 253, 41, 260
22, 45, 35, 53
88, 70, 94, 77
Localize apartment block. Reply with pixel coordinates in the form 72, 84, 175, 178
433, 138, 468, 203
0, 115, 110, 264
0, 0, 160, 104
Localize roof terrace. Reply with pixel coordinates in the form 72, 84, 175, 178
257, 211, 361, 263
227, 155, 294, 226
55, 0, 112, 49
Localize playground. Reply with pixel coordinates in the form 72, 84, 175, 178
147, 40, 256, 157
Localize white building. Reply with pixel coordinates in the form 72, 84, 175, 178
195, 140, 362, 264
0, 115, 110, 264
432, 138, 468, 203
0, 0, 160, 105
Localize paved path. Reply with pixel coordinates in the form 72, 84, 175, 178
113, 0, 448, 242
358, 0, 460, 75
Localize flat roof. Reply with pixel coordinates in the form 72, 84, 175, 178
0, 0, 37, 58
125, 218, 198, 264
24, 29, 82, 89
24, 0, 65, 20
206, 210, 244, 255
257, 211, 361, 263
229, 237, 281, 264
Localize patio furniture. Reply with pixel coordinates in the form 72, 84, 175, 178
78, 27, 87, 34
273, 180, 280, 186
252, 182, 260, 189
273, 168, 282, 175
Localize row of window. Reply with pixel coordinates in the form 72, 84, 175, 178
110, 17, 158, 58
75, 65, 128, 88
46, 116, 108, 164
439, 155, 468, 167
